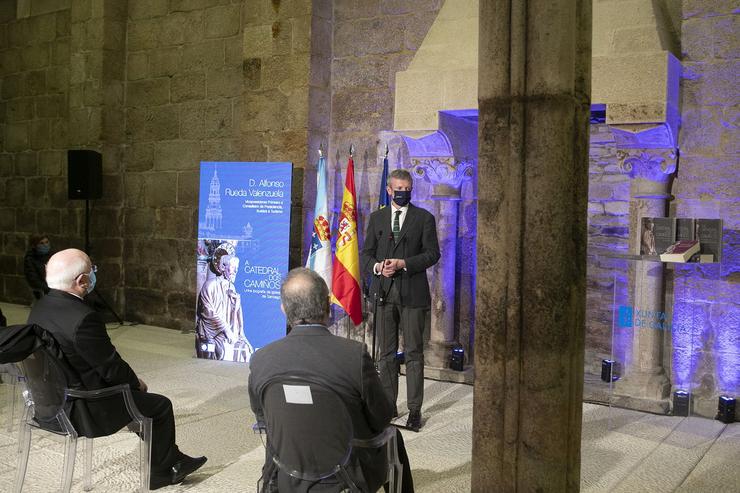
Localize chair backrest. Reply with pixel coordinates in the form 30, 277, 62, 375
0, 362, 23, 380
260, 375, 355, 482
19, 348, 75, 433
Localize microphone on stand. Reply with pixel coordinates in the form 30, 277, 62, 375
378, 229, 396, 302
371, 228, 394, 364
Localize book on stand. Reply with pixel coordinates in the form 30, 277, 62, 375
676, 218, 695, 241
660, 240, 701, 263
640, 217, 676, 256
653, 218, 677, 254
695, 219, 722, 263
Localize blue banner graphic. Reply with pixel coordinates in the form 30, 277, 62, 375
195, 162, 292, 362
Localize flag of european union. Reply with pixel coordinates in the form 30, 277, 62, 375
378, 154, 390, 209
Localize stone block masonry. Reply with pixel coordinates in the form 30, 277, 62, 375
670, 1, 739, 416
0, 0, 333, 331
0, 6, 71, 303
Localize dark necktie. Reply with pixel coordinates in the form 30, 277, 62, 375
393, 210, 402, 241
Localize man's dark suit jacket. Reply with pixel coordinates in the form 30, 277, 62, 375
28, 289, 141, 437
360, 203, 440, 308
248, 324, 394, 492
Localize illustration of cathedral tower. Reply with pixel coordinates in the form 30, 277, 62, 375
204, 169, 222, 231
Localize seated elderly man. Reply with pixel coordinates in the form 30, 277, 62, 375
248, 267, 414, 492
28, 248, 207, 490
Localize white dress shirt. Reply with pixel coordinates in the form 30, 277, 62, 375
373, 204, 409, 275
389, 204, 408, 233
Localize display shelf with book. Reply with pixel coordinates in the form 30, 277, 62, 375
638, 217, 722, 264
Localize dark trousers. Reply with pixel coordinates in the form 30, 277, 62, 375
131, 391, 180, 472
377, 299, 425, 413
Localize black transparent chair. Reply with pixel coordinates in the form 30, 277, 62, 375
256, 375, 402, 493
14, 347, 152, 492
1, 363, 24, 432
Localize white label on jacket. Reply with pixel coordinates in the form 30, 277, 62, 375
282, 384, 313, 404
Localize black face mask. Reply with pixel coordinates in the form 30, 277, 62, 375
393, 190, 411, 207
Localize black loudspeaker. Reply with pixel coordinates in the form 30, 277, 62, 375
601, 359, 621, 382
673, 390, 691, 417
68, 150, 102, 200
717, 396, 736, 424
450, 346, 464, 371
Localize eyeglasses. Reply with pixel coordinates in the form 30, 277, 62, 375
75, 265, 97, 279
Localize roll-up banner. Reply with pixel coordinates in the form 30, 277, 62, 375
195, 161, 292, 362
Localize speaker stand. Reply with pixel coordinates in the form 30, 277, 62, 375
85, 199, 91, 254
83, 199, 124, 325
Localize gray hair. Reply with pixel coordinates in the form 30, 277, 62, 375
388, 168, 412, 184
280, 268, 329, 326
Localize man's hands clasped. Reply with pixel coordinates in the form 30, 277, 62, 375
381, 258, 406, 278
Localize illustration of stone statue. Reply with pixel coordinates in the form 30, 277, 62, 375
641, 218, 657, 255
196, 243, 254, 361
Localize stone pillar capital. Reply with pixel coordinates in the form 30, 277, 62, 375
411, 158, 475, 199
609, 122, 679, 198
616, 148, 677, 183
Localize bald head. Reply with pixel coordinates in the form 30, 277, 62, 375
280, 268, 330, 326
46, 248, 92, 296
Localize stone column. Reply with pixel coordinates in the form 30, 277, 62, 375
610, 129, 677, 412
412, 158, 474, 369
474, 0, 591, 491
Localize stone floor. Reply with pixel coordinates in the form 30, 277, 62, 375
1, 302, 738, 492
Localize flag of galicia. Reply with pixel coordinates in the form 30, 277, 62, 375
305, 153, 332, 290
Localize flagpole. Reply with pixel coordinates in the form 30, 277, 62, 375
346, 144, 353, 340
370, 143, 392, 361
306, 142, 333, 297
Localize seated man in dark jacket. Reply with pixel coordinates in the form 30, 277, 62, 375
248, 268, 414, 492
28, 248, 206, 489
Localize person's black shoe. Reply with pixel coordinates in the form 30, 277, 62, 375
406, 410, 421, 432
150, 455, 208, 490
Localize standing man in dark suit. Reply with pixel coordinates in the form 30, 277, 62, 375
28, 248, 206, 490
360, 169, 440, 432
248, 268, 414, 492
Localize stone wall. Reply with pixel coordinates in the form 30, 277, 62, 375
328, 0, 441, 217
0, 0, 326, 331
123, 0, 329, 329
123, 0, 253, 329
0, 1, 74, 303
582, 1, 739, 418
392, 0, 477, 131
584, 123, 629, 376
669, 0, 739, 416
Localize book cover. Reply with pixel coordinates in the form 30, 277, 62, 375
640, 217, 657, 255
695, 219, 722, 263
660, 240, 700, 263
676, 218, 695, 241
640, 217, 675, 255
